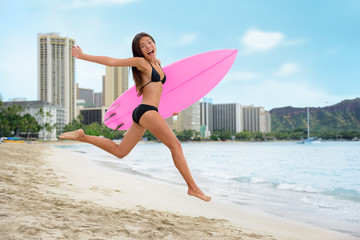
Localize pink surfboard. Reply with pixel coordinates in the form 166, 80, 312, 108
104, 49, 238, 130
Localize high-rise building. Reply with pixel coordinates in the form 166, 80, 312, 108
94, 92, 103, 107
76, 84, 94, 107
102, 75, 106, 107
37, 32, 76, 124
200, 98, 213, 138
166, 100, 271, 138
210, 103, 271, 134
211, 103, 242, 133
242, 105, 259, 132
103, 66, 128, 108
260, 109, 271, 133
80, 107, 106, 125
165, 101, 200, 133
241, 105, 271, 133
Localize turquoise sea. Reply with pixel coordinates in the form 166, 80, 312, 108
56, 141, 360, 237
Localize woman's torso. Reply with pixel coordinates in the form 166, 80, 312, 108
139, 60, 166, 108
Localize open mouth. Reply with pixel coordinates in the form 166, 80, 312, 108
147, 50, 154, 56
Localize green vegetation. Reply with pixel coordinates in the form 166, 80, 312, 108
64, 116, 161, 141
0, 101, 41, 139
208, 129, 360, 141
173, 129, 200, 141
270, 98, 360, 132
210, 130, 268, 141
210, 130, 270, 141
63, 118, 128, 140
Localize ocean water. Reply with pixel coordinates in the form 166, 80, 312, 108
56, 141, 360, 237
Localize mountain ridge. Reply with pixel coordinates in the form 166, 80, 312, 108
269, 98, 360, 132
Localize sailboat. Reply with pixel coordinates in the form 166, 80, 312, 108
301, 107, 321, 144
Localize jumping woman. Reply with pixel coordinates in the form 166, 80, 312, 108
60, 32, 211, 202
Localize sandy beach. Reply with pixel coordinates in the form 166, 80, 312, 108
0, 142, 358, 240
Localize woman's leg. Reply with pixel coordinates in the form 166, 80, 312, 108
139, 111, 211, 202
59, 123, 146, 159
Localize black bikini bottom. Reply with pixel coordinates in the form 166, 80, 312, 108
132, 104, 158, 125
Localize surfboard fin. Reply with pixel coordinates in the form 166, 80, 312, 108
104, 113, 116, 122
107, 104, 120, 112
115, 123, 124, 131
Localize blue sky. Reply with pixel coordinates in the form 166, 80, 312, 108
0, 0, 359, 110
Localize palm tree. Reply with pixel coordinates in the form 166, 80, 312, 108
36, 108, 55, 141
36, 108, 45, 140
8, 105, 24, 136
23, 113, 40, 141
36, 107, 45, 119
45, 111, 54, 141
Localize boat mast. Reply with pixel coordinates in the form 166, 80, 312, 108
307, 107, 310, 140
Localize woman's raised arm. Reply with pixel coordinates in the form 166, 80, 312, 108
71, 45, 145, 68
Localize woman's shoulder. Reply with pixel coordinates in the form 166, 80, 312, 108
136, 57, 147, 64
135, 57, 149, 71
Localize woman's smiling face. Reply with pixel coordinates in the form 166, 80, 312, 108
139, 36, 156, 60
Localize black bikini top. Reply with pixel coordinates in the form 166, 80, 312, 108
141, 61, 166, 89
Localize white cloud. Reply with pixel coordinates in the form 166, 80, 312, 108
242, 29, 284, 51
239, 29, 305, 55
274, 63, 299, 77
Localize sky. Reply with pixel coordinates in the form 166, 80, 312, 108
0, 0, 359, 110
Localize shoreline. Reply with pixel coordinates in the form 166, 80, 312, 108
1, 143, 358, 239
50, 138, 360, 144
9, 138, 359, 147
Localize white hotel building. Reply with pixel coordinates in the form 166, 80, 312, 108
3, 101, 65, 141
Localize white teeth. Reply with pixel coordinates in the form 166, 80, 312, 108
147, 50, 153, 54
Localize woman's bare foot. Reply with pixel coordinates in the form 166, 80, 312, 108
188, 188, 211, 202
59, 129, 85, 141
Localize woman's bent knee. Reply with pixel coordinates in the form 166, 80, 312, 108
115, 150, 129, 159
168, 139, 182, 153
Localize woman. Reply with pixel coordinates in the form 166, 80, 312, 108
60, 32, 211, 202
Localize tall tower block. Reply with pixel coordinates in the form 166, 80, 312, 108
104, 66, 128, 108
38, 32, 76, 123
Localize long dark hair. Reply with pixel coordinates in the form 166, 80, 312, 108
132, 32, 156, 96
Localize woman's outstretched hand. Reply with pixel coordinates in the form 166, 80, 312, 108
71, 45, 84, 59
